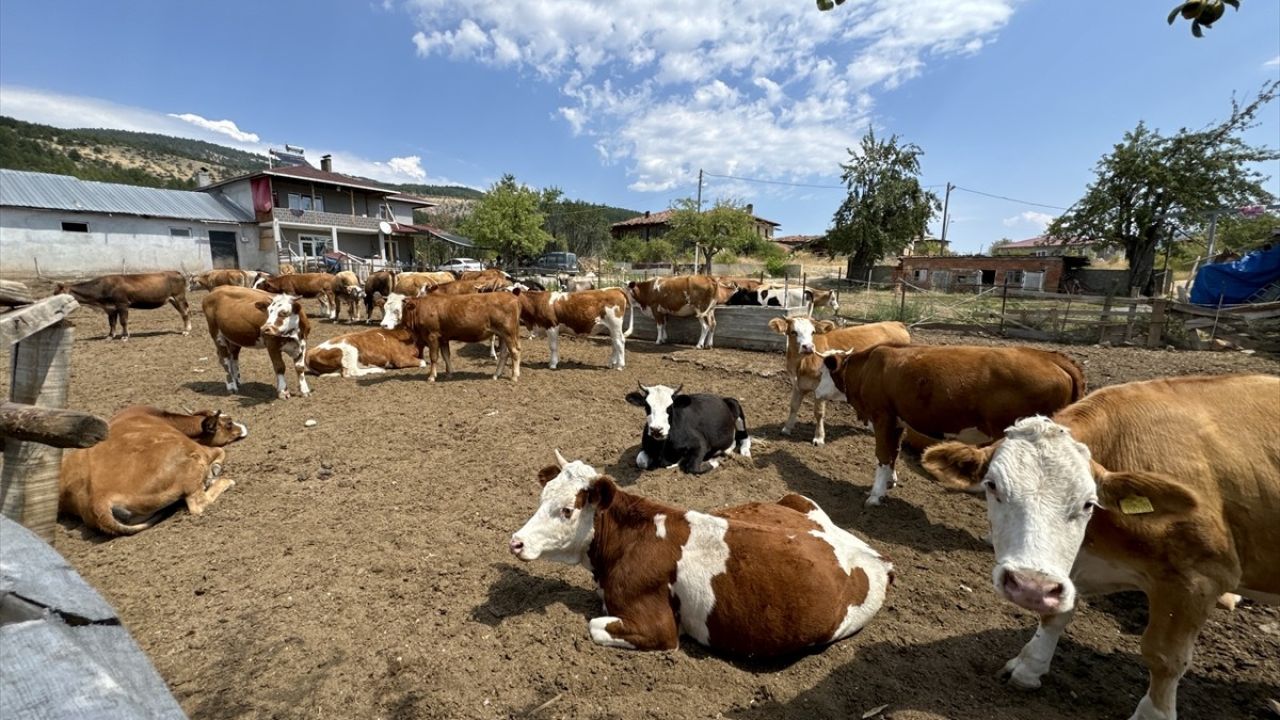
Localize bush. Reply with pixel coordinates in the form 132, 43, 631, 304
764, 256, 789, 277
639, 238, 678, 263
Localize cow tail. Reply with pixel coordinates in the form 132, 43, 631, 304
623, 296, 635, 338
1054, 352, 1088, 402
92, 501, 156, 536
724, 398, 751, 456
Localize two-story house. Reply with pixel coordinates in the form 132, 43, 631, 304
200, 155, 436, 273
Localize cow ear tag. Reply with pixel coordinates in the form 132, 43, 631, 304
1119, 495, 1155, 515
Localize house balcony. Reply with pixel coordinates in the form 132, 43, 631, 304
267, 207, 386, 233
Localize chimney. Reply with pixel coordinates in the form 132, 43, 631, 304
745, 203, 754, 216
195, 167, 212, 187
321, 154, 333, 172
644, 210, 651, 218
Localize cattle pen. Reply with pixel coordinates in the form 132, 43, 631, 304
2, 284, 1277, 720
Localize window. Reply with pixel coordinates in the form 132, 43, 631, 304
1004, 270, 1025, 286
912, 268, 928, 282
61, 221, 89, 233
298, 235, 327, 257
287, 193, 324, 212
170, 227, 192, 237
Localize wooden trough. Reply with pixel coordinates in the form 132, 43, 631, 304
628, 305, 808, 352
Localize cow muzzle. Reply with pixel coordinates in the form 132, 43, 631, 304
799, 344, 816, 355
996, 566, 1071, 615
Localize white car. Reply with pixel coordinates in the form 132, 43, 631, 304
436, 257, 486, 273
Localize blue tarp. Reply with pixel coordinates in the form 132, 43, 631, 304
1189, 243, 1280, 306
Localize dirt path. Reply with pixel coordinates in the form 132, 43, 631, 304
20, 295, 1280, 720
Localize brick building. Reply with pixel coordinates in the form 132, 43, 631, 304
895, 255, 1088, 292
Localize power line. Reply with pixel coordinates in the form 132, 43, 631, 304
952, 186, 1069, 211
703, 171, 846, 190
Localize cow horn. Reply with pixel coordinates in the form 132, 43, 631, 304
554, 448, 569, 469
673, 384, 684, 396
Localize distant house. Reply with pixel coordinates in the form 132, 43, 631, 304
896, 254, 1089, 293
774, 234, 821, 253
199, 154, 437, 271
0, 168, 267, 276
610, 204, 780, 242
993, 235, 1094, 258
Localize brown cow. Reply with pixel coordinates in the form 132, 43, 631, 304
257, 272, 338, 319
393, 271, 455, 296
188, 269, 268, 292
509, 451, 893, 657
363, 270, 398, 321
515, 289, 632, 369
59, 405, 248, 536
626, 275, 721, 348
921, 374, 1280, 720
54, 271, 190, 340
396, 291, 522, 381
425, 277, 511, 296
816, 344, 1085, 506
203, 286, 313, 399
304, 327, 424, 377
332, 270, 365, 322
768, 317, 910, 446
458, 268, 509, 282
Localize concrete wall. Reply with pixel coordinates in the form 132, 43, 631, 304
0, 207, 262, 277
386, 201, 418, 225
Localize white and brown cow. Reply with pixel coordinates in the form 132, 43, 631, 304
816, 344, 1086, 506
257, 272, 339, 319
332, 270, 365, 322
510, 451, 893, 658
626, 275, 721, 348
728, 286, 840, 313
304, 327, 423, 377
515, 289, 632, 369
391, 291, 522, 381
203, 286, 312, 399
393, 271, 456, 296
922, 374, 1280, 720
768, 317, 909, 446
59, 405, 248, 536
188, 269, 268, 292
54, 271, 190, 340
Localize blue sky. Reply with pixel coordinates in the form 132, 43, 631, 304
1, 0, 1277, 254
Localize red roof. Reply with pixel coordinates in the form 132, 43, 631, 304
200, 164, 397, 194
611, 208, 781, 228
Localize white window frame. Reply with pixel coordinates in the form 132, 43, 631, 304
1004, 270, 1025, 286
298, 234, 328, 257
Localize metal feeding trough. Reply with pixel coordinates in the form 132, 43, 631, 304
628, 305, 809, 352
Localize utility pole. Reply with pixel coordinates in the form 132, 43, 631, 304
696, 169, 704, 212
939, 182, 955, 254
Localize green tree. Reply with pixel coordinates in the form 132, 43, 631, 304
663, 198, 761, 272
1047, 82, 1279, 295
989, 237, 1015, 254
539, 187, 613, 259
827, 130, 940, 274
458, 174, 552, 267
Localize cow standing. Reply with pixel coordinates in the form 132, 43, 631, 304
392, 291, 522, 381
515, 289, 633, 369
203, 286, 312, 399
626, 384, 751, 474
817, 344, 1085, 506
304, 327, 424, 377
768, 317, 909, 446
626, 275, 721, 348
59, 406, 248, 536
332, 270, 365, 322
509, 451, 893, 657
922, 374, 1280, 720
364, 270, 397, 321
188, 269, 268, 292
728, 286, 839, 313
54, 270, 190, 340
257, 272, 338, 320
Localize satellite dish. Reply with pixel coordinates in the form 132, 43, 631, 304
378, 221, 393, 235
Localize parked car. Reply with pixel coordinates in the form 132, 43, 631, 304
436, 257, 486, 273
533, 251, 580, 274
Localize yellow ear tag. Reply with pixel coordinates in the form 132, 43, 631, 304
1120, 495, 1155, 515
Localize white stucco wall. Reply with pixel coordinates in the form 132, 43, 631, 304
0, 207, 261, 277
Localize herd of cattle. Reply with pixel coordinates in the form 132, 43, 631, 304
48, 267, 1279, 720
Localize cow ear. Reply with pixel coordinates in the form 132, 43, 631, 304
767, 317, 788, 334
624, 391, 647, 407
588, 476, 616, 510
537, 465, 559, 486
815, 320, 836, 334
673, 395, 693, 409
254, 300, 270, 311
922, 442, 996, 492
201, 413, 219, 436
822, 354, 840, 372
1096, 470, 1198, 516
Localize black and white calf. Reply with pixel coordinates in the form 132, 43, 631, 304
625, 384, 751, 474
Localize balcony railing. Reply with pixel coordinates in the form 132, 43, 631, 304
271, 207, 385, 231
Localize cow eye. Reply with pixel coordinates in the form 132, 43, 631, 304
560, 507, 573, 519
1082, 499, 1098, 513
983, 479, 1002, 502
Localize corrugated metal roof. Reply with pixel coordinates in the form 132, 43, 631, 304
0, 169, 252, 223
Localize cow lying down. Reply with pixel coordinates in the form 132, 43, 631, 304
626, 384, 750, 474
304, 327, 424, 377
509, 451, 894, 658
59, 406, 248, 536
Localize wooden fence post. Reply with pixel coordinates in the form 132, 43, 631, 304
1, 320, 74, 541
1146, 299, 1168, 348
1098, 294, 1114, 343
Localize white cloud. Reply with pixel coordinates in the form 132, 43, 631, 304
0, 86, 464, 187
167, 113, 260, 143
404, 0, 1018, 194
1265, 55, 1280, 68
1002, 210, 1055, 230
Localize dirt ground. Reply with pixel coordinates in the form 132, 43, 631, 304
15, 292, 1280, 720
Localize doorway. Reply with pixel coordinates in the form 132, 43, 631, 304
209, 230, 239, 269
